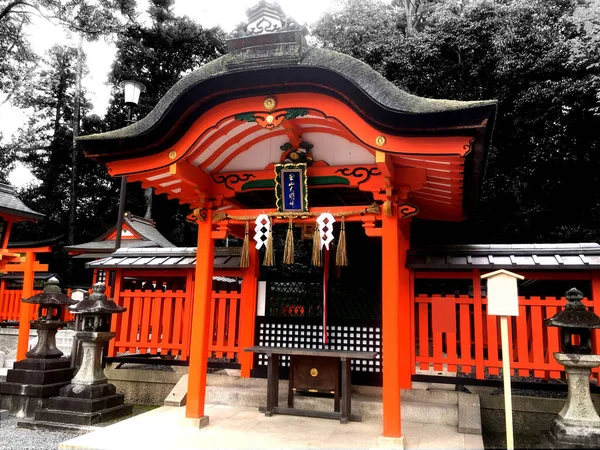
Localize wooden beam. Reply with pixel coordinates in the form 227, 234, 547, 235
214, 205, 380, 225
169, 161, 212, 193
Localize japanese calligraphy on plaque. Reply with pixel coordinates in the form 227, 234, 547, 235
274, 163, 308, 213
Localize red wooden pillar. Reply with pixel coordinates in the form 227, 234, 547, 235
108, 269, 123, 357
591, 271, 600, 380
239, 247, 259, 377
381, 207, 402, 438
186, 208, 215, 423
398, 220, 412, 390
17, 251, 35, 361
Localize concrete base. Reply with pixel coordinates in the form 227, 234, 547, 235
377, 435, 405, 449
164, 374, 188, 407
458, 391, 482, 435
189, 415, 209, 429
0, 409, 8, 420
17, 419, 102, 433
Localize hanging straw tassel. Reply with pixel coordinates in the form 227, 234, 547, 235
312, 227, 322, 267
336, 217, 348, 266
239, 221, 250, 268
263, 227, 275, 266
283, 217, 295, 265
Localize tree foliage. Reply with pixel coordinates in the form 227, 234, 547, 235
102, 0, 226, 246
313, 0, 600, 244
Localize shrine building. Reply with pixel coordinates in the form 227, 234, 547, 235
76, 1, 499, 440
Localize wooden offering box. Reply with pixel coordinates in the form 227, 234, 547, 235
288, 355, 340, 411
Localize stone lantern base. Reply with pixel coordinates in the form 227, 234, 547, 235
0, 322, 74, 418
28, 381, 132, 426
541, 353, 600, 449
20, 331, 131, 427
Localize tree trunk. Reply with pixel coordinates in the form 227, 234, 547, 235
405, 0, 414, 32
69, 35, 83, 246
67, 35, 83, 282
144, 187, 153, 219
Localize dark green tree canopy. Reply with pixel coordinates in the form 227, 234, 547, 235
313, 0, 600, 244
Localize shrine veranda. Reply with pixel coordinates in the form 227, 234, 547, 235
2, 0, 600, 441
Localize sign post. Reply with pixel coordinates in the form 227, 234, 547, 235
481, 269, 524, 450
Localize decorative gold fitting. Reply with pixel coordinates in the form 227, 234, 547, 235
168, 150, 177, 160
376, 135, 386, 147
310, 368, 318, 377
266, 115, 274, 124
264, 96, 277, 111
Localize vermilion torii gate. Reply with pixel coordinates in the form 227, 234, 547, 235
77, 1, 496, 441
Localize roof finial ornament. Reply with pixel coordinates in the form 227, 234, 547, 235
227, 0, 308, 54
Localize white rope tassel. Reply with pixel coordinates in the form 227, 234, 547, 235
254, 214, 271, 250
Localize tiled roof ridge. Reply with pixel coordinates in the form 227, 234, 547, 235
0, 183, 17, 195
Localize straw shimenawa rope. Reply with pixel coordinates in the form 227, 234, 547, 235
263, 228, 275, 266
283, 217, 294, 265
239, 221, 250, 268
311, 227, 322, 267
212, 202, 380, 223
336, 216, 348, 267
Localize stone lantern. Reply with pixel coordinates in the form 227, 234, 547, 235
26, 282, 132, 426
0, 277, 77, 417
544, 287, 600, 448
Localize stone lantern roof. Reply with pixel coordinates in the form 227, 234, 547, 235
70, 282, 125, 315
22, 277, 76, 306
546, 288, 600, 329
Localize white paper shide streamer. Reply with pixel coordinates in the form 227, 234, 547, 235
254, 214, 271, 249
316, 213, 336, 250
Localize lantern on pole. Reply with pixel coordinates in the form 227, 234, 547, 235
481, 269, 524, 450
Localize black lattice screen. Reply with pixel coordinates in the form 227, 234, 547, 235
254, 317, 382, 385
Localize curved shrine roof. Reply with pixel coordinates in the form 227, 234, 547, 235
78, 1, 497, 222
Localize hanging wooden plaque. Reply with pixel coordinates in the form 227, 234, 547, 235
275, 163, 308, 213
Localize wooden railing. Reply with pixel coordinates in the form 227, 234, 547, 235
414, 294, 600, 382
107, 287, 243, 362
109, 289, 193, 359
209, 291, 242, 359
0, 289, 43, 322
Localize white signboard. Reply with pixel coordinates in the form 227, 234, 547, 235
481, 269, 524, 316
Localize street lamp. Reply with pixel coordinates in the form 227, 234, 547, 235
120, 80, 146, 124
115, 80, 145, 251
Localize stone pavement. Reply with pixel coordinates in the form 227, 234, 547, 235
58, 404, 484, 449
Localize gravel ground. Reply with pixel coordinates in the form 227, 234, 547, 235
0, 417, 85, 450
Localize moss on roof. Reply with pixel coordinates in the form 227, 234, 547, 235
79, 46, 495, 143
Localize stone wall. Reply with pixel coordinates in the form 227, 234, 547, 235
105, 364, 188, 405
480, 393, 600, 435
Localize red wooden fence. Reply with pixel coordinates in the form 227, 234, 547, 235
0, 289, 43, 322
209, 291, 242, 359
107, 287, 243, 362
109, 289, 193, 359
414, 294, 600, 383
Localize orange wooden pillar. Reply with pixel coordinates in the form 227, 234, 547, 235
381, 207, 402, 438
398, 220, 412, 390
186, 208, 215, 423
591, 271, 600, 380
16, 251, 35, 361
239, 247, 259, 377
